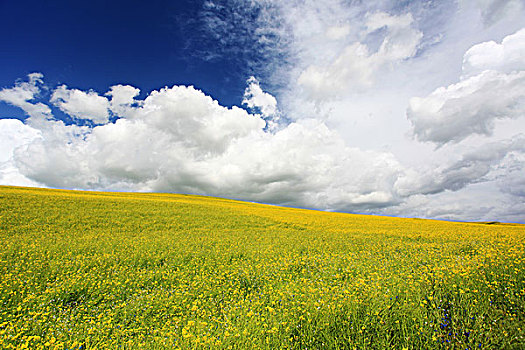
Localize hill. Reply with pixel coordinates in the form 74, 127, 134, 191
0, 186, 524, 349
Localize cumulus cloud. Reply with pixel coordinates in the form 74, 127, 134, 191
1, 2, 525, 222
136, 85, 265, 153
408, 70, 525, 144
462, 28, 525, 75
395, 135, 525, 196
0, 74, 405, 212
196, 0, 525, 222
50, 85, 111, 124
242, 76, 280, 131
242, 77, 277, 117
408, 28, 525, 145
0, 118, 42, 187
0, 73, 52, 120
384, 134, 525, 223
0, 119, 41, 163
106, 84, 142, 116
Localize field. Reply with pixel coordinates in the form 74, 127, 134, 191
0, 186, 524, 349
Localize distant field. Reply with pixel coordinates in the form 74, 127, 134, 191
0, 186, 524, 349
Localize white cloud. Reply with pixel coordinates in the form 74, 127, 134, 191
408, 27, 525, 145
395, 135, 525, 196
50, 85, 111, 124
408, 70, 525, 144
2, 78, 404, 212
138, 85, 265, 153
0, 119, 43, 187
297, 11, 422, 102
242, 76, 280, 131
365, 12, 423, 61
106, 84, 142, 116
325, 25, 351, 40
463, 28, 525, 75
234, 0, 525, 221
297, 42, 374, 100
0, 73, 52, 120
1, 2, 525, 222
242, 76, 277, 117
0, 119, 41, 163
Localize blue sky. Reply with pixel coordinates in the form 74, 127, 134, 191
1, 0, 525, 222
0, 0, 251, 111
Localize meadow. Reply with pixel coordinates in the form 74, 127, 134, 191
0, 186, 524, 349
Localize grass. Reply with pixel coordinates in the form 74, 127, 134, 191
0, 185, 524, 349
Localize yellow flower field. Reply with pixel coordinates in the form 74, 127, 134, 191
0, 186, 524, 349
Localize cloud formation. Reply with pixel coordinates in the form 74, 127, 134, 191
51, 85, 111, 124
396, 135, 525, 196
242, 76, 280, 131
408, 28, 525, 145
0, 73, 51, 120
192, 1, 525, 222
1, 1, 525, 223
3, 70, 523, 221
408, 70, 525, 144
0, 118, 42, 187
462, 27, 525, 75
297, 11, 423, 102
2, 74, 405, 212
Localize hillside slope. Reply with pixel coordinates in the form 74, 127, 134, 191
1, 186, 524, 349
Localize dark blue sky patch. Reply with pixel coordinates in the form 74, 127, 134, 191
0, 0, 258, 108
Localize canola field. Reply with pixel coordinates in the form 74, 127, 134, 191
0, 186, 524, 349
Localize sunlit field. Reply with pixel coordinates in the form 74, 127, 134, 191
0, 186, 524, 349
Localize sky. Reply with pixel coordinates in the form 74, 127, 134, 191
1, 0, 525, 223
